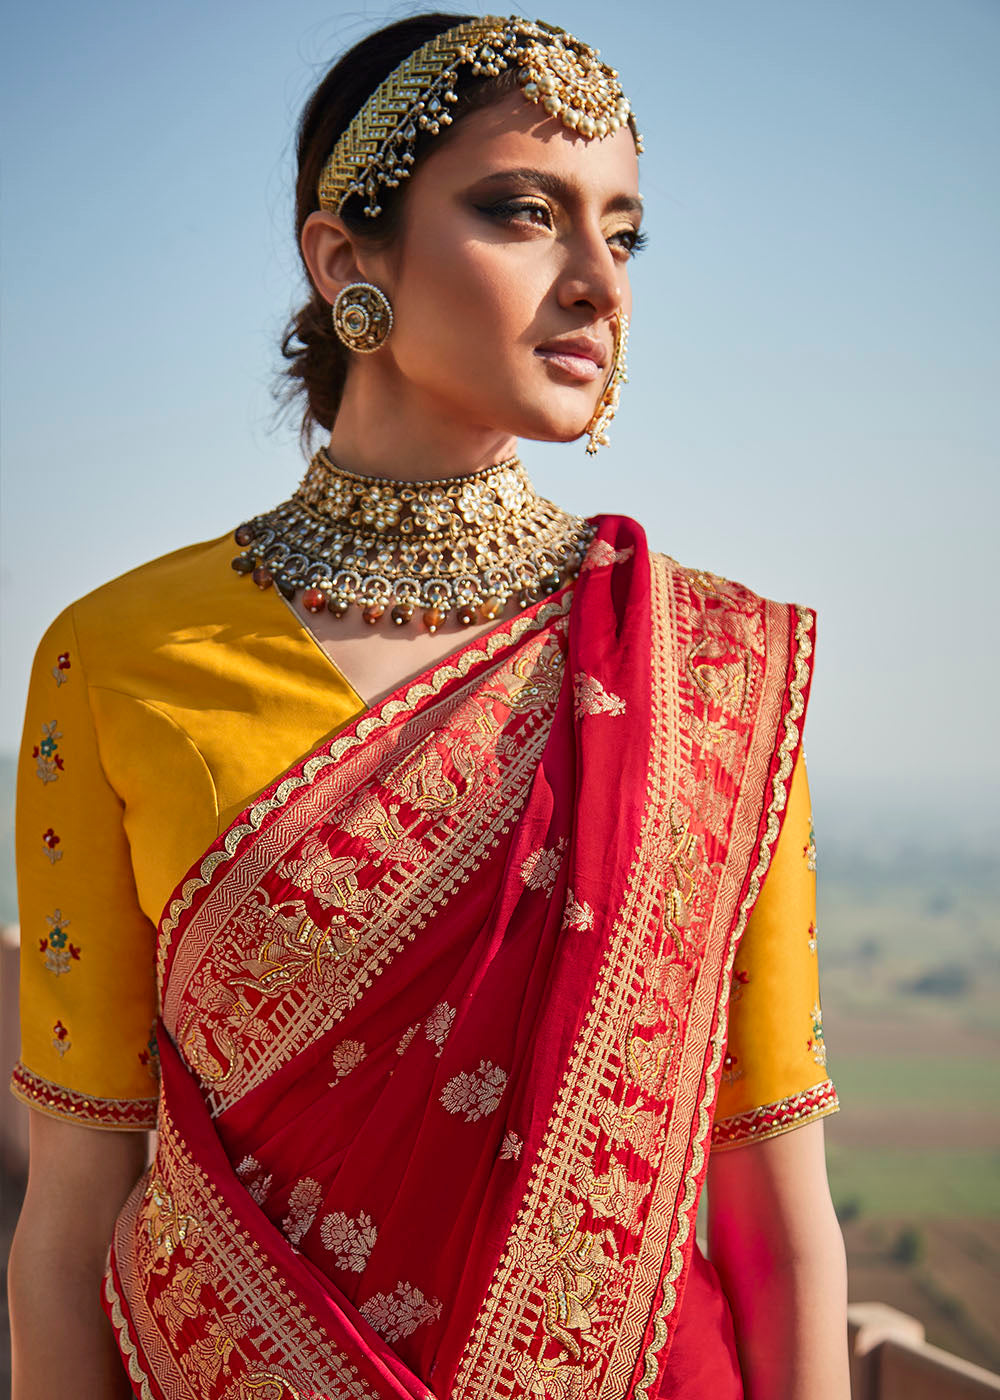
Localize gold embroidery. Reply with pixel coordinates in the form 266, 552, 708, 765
424, 1000, 455, 1055
329, 1038, 367, 1082
358, 1281, 442, 1344
140, 1174, 202, 1269
633, 601, 814, 1398
572, 671, 626, 718
500, 1130, 524, 1160
520, 836, 568, 894
712, 1079, 840, 1150
561, 888, 595, 932
580, 539, 635, 571
440, 1059, 508, 1121
318, 1209, 378, 1272
281, 1178, 322, 1246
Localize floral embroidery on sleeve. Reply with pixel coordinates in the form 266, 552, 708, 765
807, 920, 818, 954
52, 1020, 71, 1055
729, 967, 750, 1003
803, 821, 817, 872
39, 908, 81, 976
32, 721, 64, 784
138, 1023, 161, 1081
42, 827, 62, 864
52, 652, 72, 686
807, 1002, 827, 1066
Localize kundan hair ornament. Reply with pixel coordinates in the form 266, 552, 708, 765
317, 16, 642, 219
332, 282, 394, 353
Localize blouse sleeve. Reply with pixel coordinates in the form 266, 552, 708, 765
9, 605, 159, 1129
711, 747, 840, 1151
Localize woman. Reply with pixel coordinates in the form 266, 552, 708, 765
8, 13, 849, 1398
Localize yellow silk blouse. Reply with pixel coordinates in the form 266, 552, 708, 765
11, 531, 838, 1146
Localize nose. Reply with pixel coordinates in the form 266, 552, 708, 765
556, 225, 623, 321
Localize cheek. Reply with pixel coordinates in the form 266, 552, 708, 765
393, 231, 543, 362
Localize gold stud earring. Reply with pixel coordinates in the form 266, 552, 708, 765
585, 311, 630, 454
332, 281, 394, 353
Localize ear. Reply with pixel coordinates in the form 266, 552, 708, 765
300, 211, 369, 306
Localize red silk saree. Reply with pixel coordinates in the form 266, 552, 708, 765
104, 513, 814, 1399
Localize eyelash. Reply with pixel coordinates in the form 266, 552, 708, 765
483, 199, 648, 258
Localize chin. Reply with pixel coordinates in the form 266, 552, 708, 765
508, 402, 596, 446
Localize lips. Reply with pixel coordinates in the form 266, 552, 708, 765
534, 335, 608, 368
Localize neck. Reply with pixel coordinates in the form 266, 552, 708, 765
327, 363, 519, 481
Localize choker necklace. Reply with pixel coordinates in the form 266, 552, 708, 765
231, 449, 597, 632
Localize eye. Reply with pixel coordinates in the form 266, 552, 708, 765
609, 227, 648, 259
480, 198, 554, 229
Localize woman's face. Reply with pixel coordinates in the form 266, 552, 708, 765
359, 87, 643, 445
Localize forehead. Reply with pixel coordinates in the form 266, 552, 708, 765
412, 86, 641, 197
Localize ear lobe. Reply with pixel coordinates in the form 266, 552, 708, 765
301, 211, 366, 304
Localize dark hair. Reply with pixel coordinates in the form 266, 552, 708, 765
279, 13, 521, 446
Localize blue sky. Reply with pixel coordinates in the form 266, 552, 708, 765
2, 0, 998, 843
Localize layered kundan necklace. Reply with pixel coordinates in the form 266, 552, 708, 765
231, 448, 596, 632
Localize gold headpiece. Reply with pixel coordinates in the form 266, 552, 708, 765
318, 16, 641, 218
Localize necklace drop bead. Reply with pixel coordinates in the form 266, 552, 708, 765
362, 604, 385, 625
423, 606, 445, 633
457, 603, 477, 626
234, 524, 254, 547
479, 596, 503, 621
302, 587, 327, 613
252, 566, 274, 590
231, 555, 254, 575
391, 602, 415, 625
327, 597, 350, 617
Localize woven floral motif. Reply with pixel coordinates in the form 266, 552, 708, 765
424, 1001, 455, 1056
329, 1038, 367, 1082
359, 1281, 442, 1345
561, 887, 595, 932
319, 1209, 378, 1273
580, 539, 635, 571
519, 836, 567, 895
440, 1060, 508, 1122
573, 671, 626, 719
499, 1130, 523, 1160
281, 1178, 322, 1246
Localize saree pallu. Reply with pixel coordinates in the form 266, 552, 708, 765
104, 514, 814, 1400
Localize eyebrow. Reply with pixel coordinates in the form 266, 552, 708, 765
472, 167, 644, 221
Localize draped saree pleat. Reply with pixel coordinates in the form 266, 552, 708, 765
104, 514, 814, 1400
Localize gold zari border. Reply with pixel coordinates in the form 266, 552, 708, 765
9, 1060, 157, 1130
633, 602, 813, 1397
711, 1078, 840, 1151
